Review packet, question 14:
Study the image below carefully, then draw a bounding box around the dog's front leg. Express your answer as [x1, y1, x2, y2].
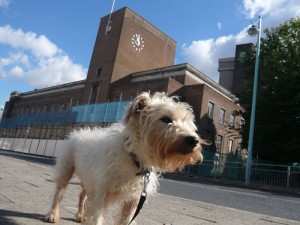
[114, 198, 139, 225]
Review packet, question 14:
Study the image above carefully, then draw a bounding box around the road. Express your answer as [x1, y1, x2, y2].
[159, 178, 300, 221]
[0, 150, 300, 225]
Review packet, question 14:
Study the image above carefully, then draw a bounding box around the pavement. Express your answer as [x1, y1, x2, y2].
[1, 150, 300, 225]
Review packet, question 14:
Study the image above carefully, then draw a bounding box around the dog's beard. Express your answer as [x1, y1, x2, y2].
[142, 126, 203, 172]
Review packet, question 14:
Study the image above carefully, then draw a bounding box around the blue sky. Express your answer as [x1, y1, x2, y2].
[0, 0, 299, 117]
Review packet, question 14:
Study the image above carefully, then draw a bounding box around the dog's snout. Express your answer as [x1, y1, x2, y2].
[185, 136, 198, 148]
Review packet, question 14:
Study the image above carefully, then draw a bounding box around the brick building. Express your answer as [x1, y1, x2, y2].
[1, 7, 244, 155]
[218, 43, 253, 95]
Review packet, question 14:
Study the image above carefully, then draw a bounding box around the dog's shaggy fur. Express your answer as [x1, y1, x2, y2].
[45, 92, 204, 225]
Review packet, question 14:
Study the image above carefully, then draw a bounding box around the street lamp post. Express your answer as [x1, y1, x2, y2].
[245, 16, 262, 185]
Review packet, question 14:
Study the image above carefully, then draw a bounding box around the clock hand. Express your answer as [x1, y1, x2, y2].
[135, 37, 140, 46]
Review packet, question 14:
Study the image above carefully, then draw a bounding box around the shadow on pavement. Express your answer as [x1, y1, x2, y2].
[0, 209, 44, 225]
[0, 150, 56, 166]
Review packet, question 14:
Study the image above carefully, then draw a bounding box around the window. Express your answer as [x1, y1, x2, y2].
[216, 135, 223, 152]
[219, 108, 226, 124]
[239, 118, 245, 129]
[96, 67, 102, 77]
[43, 104, 48, 111]
[230, 114, 236, 128]
[90, 84, 99, 104]
[69, 98, 73, 107]
[208, 101, 214, 119]
[236, 143, 242, 156]
[228, 139, 233, 154]
[114, 93, 123, 101]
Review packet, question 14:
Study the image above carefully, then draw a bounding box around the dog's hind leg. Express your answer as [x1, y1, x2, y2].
[114, 198, 139, 225]
[76, 184, 87, 223]
[45, 151, 75, 223]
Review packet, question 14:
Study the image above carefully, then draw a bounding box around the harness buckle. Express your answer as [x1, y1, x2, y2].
[143, 171, 150, 195]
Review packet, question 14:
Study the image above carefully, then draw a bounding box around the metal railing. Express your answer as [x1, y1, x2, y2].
[184, 161, 300, 191]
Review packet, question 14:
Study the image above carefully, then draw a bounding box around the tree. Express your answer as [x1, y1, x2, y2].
[240, 17, 300, 164]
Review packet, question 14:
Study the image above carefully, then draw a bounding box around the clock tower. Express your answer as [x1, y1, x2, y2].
[82, 7, 176, 104]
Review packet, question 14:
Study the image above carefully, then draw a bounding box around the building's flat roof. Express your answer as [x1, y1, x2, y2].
[218, 57, 235, 62]
[130, 63, 238, 102]
[14, 80, 86, 99]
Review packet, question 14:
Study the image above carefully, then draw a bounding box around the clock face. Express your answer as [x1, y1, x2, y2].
[131, 34, 144, 51]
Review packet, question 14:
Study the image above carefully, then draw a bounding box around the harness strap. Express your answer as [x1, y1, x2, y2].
[128, 170, 150, 225]
[128, 193, 147, 224]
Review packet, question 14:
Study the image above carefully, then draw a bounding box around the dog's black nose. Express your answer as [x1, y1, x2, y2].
[185, 136, 198, 148]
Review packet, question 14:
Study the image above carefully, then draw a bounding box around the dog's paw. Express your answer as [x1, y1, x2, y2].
[44, 212, 59, 223]
[75, 213, 86, 223]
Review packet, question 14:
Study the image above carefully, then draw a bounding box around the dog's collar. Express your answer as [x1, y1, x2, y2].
[129, 152, 152, 175]
[130, 152, 141, 169]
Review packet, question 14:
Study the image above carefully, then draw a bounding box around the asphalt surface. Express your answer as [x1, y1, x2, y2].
[159, 178, 300, 221]
[1, 150, 300, 225]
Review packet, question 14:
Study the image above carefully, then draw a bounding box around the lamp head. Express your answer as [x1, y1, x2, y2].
[247, 24, 259, 37]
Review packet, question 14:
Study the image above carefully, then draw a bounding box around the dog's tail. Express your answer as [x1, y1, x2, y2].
[54, 142, 75, 186]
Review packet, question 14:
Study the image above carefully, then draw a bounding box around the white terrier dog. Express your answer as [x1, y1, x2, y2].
[45, 92, 203, 225]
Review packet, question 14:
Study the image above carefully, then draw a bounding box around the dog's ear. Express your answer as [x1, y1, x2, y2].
[124, 93, 151, 123]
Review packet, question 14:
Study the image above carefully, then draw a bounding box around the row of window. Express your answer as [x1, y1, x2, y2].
[208, 101, 244, 128]
[89, 81, 145, 104]
[216, 134, 241, 154]
[89, 85, 131, 104]
[13, 98, 79, 115]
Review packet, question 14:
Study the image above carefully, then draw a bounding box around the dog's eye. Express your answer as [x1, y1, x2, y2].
[160, 116, 172, 124]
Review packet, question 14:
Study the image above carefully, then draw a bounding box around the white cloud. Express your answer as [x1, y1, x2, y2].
[9, 65, 24, 77]
[217, 22, 222, 30]
[0, 25, 59, 57]
[0, 25, 87, 87]
[0, 0, 11, 8]
[24, 55, 87, 87]
[0, 53, 29, 71]
[182, 35, 236, 82]
[181, 0, 300, 83]
[242, 0, 286, 19]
